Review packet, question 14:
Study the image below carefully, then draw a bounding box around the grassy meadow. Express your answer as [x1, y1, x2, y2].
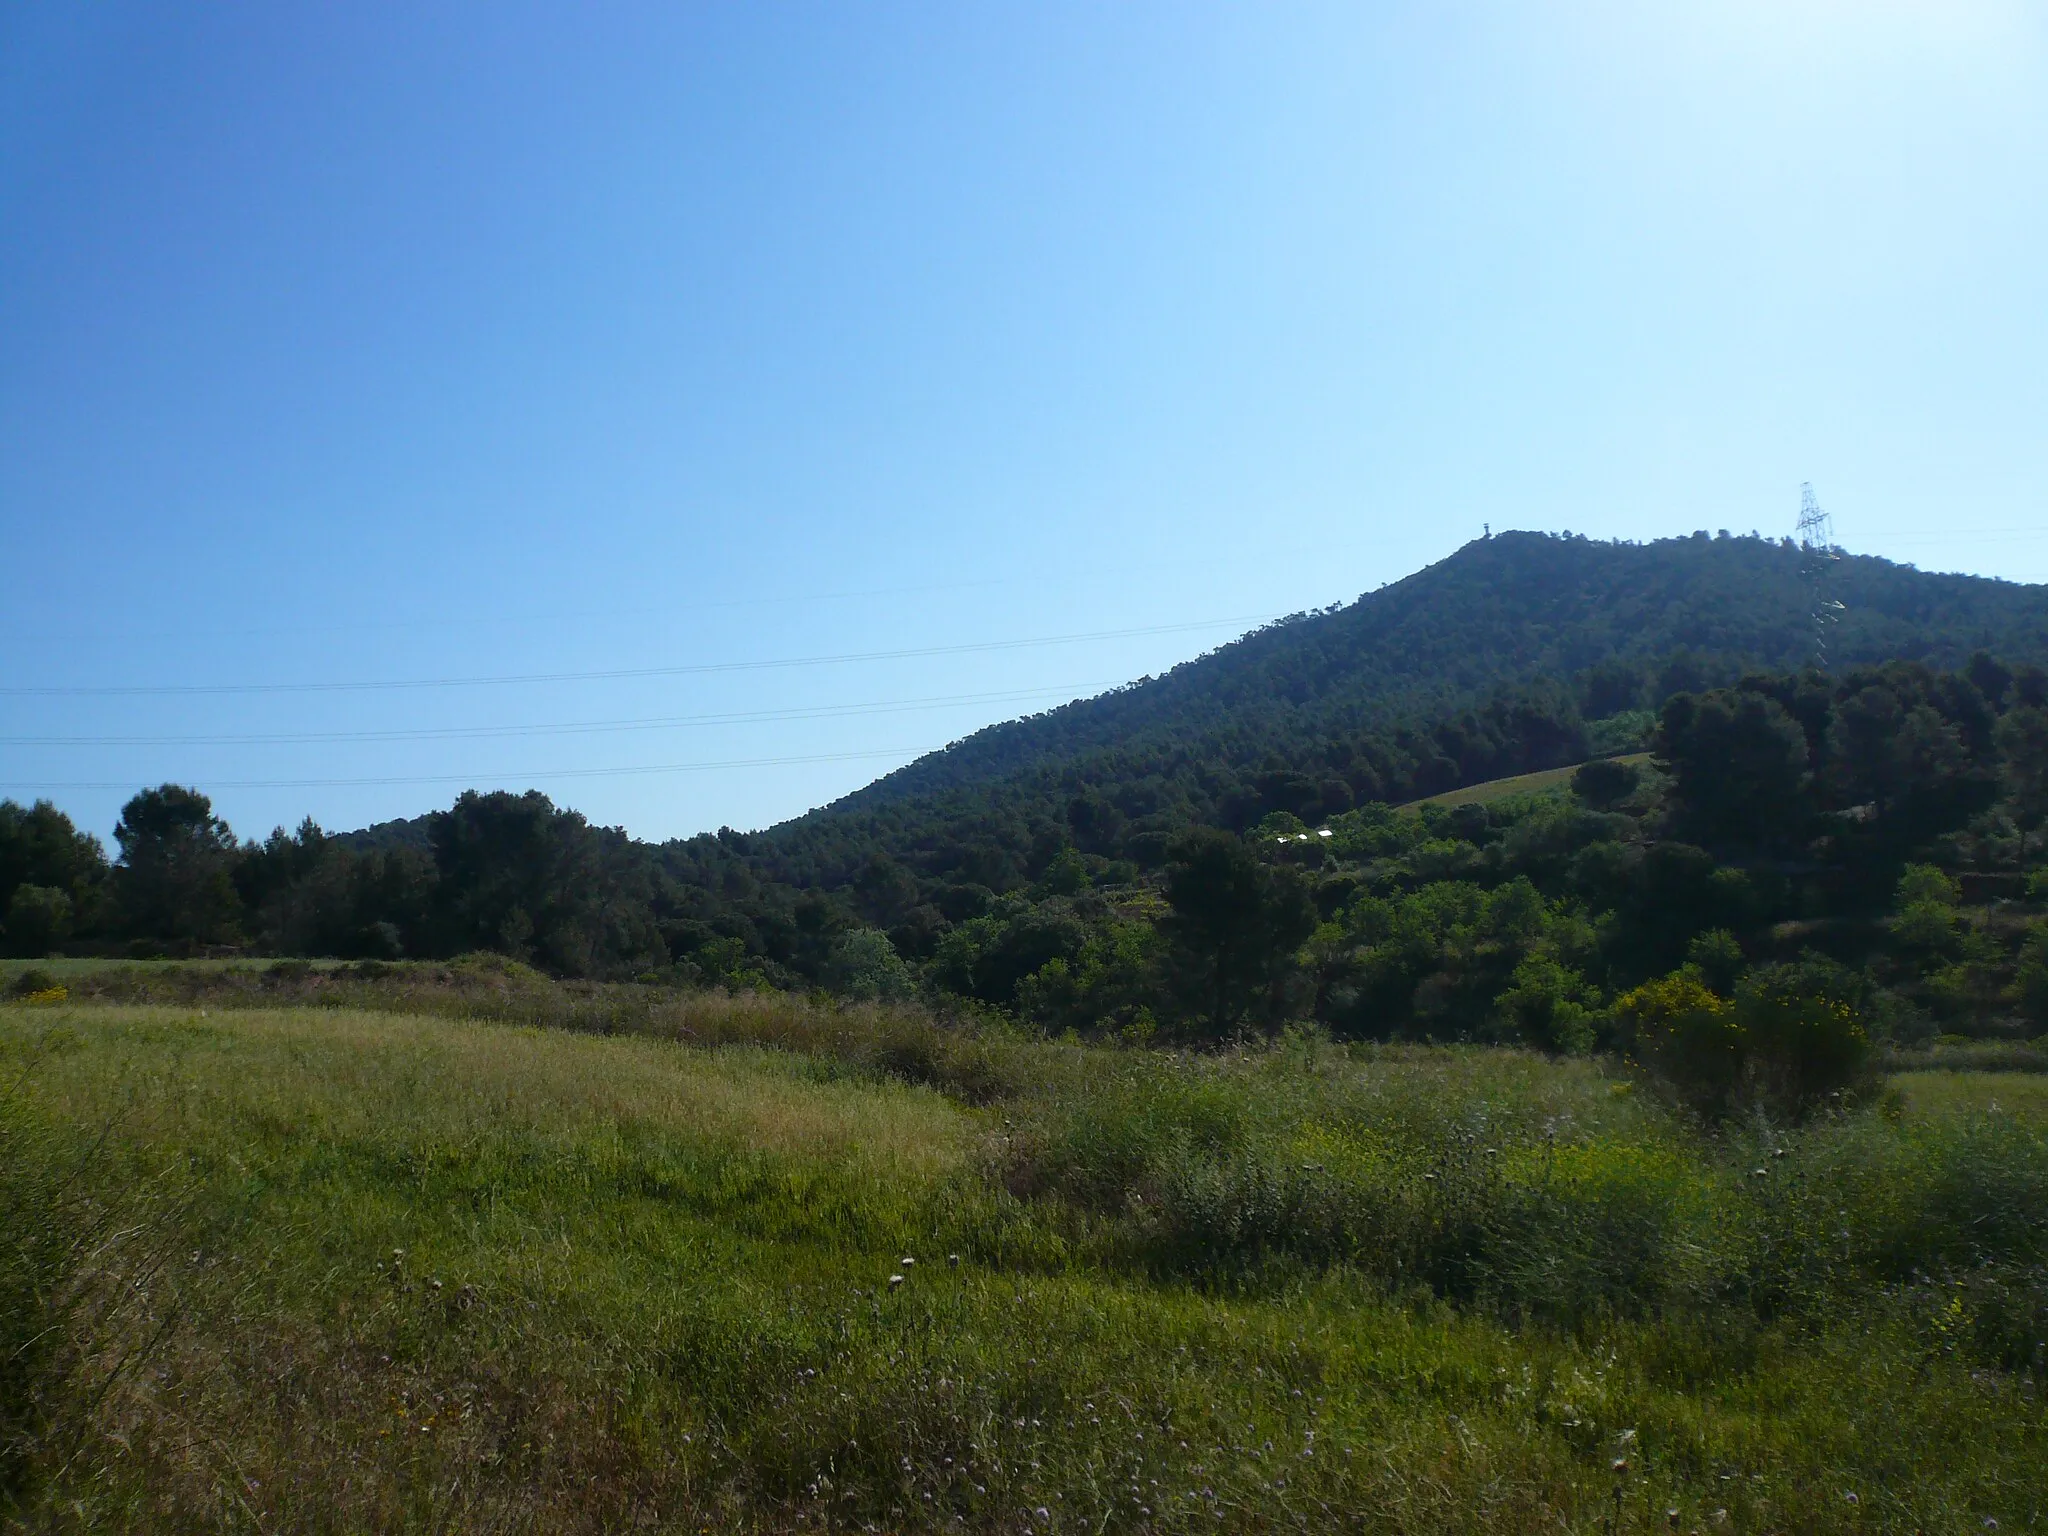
[3, 964, 2046, 1533]
[1397, 755, 1653, 811]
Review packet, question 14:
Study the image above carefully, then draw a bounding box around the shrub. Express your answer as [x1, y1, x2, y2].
[1619, 966, 1870, 1122]
[1493, 954, 1596, 1054]
[1571, 757, 1640, 810]
[6, 968, 59, 1000]
[1615, 974, 1745, 1119]
[1733, 966, 1872, 1118]
[1686, 928, 1746, 996]
[1890, 864, 1963, 957]
[826, 928, 916, 1003]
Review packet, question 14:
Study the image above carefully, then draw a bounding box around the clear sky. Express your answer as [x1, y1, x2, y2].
[4, 2, 2045, 846]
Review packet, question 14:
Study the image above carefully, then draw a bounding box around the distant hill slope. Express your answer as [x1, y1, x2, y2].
[838, 532, 2048, 808]
[692, 532, 2048, 891]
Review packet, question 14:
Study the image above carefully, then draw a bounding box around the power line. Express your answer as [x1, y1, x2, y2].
[0, 746, 938, 794]
[1857, 533, 2048, 547]
[0, 576, 1019, 646]
[0, 534, 1411, 647]
[0, 614, 1274, 699]
[0, 681, 1116, 749]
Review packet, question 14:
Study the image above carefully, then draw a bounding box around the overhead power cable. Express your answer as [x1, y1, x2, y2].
[0, 746, 938, 794]
[0, 682, 1116, 748]
[0, 615, 1274, 699]
[3, 576, 1019, 645]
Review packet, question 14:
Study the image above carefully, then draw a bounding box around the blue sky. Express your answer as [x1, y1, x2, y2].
[3, 2, 2045, 845]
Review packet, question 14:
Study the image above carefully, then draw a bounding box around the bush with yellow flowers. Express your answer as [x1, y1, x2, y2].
[1615, 964, 1869, 1122]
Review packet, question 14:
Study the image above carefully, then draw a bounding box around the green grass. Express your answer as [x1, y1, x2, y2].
[0, 955, 349, 982]
[1399, 755, 1652, 811]
[1893, 1069, 2048, 1119]
[2, 996, 2045, 1533]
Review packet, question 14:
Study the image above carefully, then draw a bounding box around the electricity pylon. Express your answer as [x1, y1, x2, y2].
[1795, 483, 1845, 671]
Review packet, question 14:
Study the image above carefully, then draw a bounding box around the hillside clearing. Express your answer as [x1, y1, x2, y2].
[1399, 753, 1653, 811]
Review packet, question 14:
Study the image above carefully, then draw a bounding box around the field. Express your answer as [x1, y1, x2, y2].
[4, 968, 2046, 1533]
[1398, 756, 1653, 812]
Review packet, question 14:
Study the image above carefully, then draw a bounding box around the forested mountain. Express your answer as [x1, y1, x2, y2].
[832, 529, 2048, 812]
[14, 529, 2048, 1063]
[684, 531, 2048, 894]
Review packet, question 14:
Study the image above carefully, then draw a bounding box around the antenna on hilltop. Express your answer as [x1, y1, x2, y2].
[1795, 482, 1845, 671]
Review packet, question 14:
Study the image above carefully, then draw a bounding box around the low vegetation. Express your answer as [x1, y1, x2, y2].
[3, 972, 2044, 1532]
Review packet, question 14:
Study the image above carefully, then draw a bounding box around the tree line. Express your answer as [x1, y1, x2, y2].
[12, 654, 2048, 1101]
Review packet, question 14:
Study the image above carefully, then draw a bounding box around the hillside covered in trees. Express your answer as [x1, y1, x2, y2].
[11, 531, 2048, 1075]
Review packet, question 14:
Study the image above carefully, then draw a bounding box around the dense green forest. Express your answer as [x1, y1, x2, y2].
[12, 532, 2048, 1087]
